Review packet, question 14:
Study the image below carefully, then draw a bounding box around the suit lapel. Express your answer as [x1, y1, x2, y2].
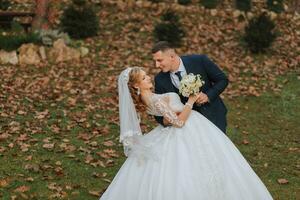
[181, 56, 194, 74]
[160, 57, 195, 93]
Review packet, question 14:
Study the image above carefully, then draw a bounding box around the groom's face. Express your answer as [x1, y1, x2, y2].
[152, 50, 174, 73]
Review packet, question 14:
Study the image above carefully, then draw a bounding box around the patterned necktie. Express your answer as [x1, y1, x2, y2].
[175, 71, 182, 81]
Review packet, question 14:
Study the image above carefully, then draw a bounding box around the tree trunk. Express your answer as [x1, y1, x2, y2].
[32, 0, 49, 30]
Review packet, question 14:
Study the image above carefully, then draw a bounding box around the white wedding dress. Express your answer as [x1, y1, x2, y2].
[100, 92, 273, 200]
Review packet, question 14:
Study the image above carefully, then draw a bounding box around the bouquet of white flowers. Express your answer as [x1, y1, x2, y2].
[179, 73, 205, 97]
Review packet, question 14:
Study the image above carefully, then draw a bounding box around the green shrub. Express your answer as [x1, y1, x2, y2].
[178, 0, 192, 5]
[244, 13, 276, 53]
[199, 0, 219, 9]
[267, 0, 284, 13]
[0, 0, 10, 10]
[154, 10, 185, 47]
[154, 23, 185, 47]
[9, 21, 24, 33]
[148, 0, 163, 3]
[161, 10, 180, 24]
[72, 0, 86, 6]
[61, 0, 99, 39]
[0, 33, 41, 51]
[235, 0, 252, 12]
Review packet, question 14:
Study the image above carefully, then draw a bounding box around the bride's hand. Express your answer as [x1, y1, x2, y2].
[188, 93, 201, 104]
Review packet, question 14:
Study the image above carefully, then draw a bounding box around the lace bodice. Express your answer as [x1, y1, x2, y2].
[147, 93, 185, 127]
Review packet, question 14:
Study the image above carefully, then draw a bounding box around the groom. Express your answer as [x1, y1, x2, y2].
[152, 41, 229, 133]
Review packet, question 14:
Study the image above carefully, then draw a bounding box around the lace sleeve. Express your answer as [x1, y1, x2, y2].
[154, 97, 184, 128]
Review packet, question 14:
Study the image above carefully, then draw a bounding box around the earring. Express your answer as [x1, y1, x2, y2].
[137, 87, 140, 95]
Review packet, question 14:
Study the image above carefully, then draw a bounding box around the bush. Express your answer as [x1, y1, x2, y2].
[61, 0, 99, 39]
[244, 13, 276, 53]
[11, 21, 25, 33]
[161, 10, 180, 24]
[154, 10, 185, 47]
[0, 33, 41, 51]
[0, 0, 10, 10]
[235, 0, 252, 12]
[178, 0, 192, 5]
[154, 23, 185, 47]
[199, 0, 219, 9]
[148, 0, 162, 3]
[267, 0, 284, 13]
[72, 0, 86, 6]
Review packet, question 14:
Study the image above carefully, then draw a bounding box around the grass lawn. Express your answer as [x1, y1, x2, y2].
[226, 73, 300, 200]
[0, 71, 299, 199]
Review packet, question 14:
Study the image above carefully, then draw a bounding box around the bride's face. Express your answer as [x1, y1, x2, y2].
[136, 70, 153, 91]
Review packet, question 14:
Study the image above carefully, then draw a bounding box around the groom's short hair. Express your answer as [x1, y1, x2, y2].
[151, 41, 174, 54]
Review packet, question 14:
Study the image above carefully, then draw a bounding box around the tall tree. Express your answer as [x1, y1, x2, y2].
[32, 0, 50, 30]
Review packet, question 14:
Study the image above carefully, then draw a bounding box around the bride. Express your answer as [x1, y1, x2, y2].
[99, 67, 273, 200]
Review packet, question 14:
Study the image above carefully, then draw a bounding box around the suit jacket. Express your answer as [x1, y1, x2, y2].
[154, 54, 228, 133]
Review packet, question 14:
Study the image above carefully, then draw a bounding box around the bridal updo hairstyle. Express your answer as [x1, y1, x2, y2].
[127, 67, 147, 113]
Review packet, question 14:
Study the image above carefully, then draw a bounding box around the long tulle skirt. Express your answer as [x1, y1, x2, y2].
[100, 111, 273, 200]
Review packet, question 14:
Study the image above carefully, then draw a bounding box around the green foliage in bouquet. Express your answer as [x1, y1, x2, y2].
[244, 13, 276, 53]
[0, 0, 11, 10]
[153, 10, 185, 47]
[0, 33, 41, 51]
[267, 0, 284, 13]
[178, 0, 192, 6]
[235, 0, 252, 12]
[199, 0, 219, 9]
[61, 0, 99, 39]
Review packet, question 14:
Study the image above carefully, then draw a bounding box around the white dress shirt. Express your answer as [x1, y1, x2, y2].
[170, 58, 186, 88]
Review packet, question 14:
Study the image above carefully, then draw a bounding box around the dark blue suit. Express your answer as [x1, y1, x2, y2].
[154, 54, 229, 133]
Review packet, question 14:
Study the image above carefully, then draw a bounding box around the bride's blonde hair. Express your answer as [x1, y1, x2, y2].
[127, 67, 147, 113]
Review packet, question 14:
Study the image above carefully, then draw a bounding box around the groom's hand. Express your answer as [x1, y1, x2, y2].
[196, 92, 209, 105]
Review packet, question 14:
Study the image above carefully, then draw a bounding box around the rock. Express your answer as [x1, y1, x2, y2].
[210, 9, 218, 16]
[269, 11, 277, 20]
[247, 12, 254, 20]
[79, 47, 89, 57]
[39, 46, 47, 60]
[136, 0, 151, 8]
[0, 50, 18, 65]
[233, 10, 241, 18]
[48, 39, 80, 63]
[18, 44, 41, 65]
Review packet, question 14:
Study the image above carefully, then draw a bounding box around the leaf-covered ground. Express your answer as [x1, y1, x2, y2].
[0, 0, 299, 199]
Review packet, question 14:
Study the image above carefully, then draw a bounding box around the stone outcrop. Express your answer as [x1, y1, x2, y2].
[18, 44, 41, 65]
[0, 50, 18, 65]
[48, 39, 81, 63]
